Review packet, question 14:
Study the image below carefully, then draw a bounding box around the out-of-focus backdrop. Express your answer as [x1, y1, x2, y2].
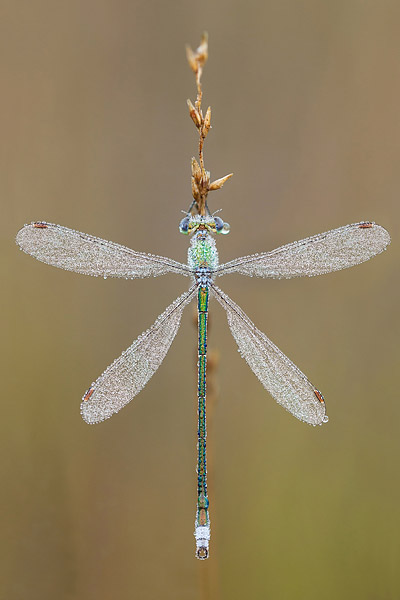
[2, 2, 399, 599]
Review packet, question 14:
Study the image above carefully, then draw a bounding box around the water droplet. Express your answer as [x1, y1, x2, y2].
[103, 276, 107, 280]
[323, 415, 329, 423]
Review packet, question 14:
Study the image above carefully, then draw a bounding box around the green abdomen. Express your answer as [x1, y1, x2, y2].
[196, 286, 210, 527]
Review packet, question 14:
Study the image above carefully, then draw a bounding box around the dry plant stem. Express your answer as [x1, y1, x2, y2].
[196, 70, 205, 172]
[187, 33, 232, 217]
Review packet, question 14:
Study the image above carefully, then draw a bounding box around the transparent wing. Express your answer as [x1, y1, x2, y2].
[211, 285, 327, 426]
[216, 222, 390, 279]
[16, 222, 190, 278]
[81, 286, 196, 424]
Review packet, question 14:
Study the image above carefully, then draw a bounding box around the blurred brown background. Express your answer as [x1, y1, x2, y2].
[1, 1, 399, 599]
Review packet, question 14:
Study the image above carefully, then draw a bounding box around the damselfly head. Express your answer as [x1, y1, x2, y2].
[179, 214, 230, 235]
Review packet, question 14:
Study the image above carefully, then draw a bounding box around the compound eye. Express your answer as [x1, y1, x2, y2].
[179, 216, 190, 234]
[214, 217, 230, 234]
[214, 216, 224, 231]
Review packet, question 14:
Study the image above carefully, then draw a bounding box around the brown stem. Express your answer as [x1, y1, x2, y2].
[187, 33, 233, 217]
[187, 34, 209, 216]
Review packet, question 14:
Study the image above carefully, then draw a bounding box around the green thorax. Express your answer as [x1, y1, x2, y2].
[188, 232, 219, 272]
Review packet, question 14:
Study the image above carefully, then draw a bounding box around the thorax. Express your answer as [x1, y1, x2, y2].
[188, 231, 219, 286]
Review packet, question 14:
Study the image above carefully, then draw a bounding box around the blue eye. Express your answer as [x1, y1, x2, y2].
[214, 217, 224, 231]
[179, 216, 190, 234]
[214, 217, 230, 234]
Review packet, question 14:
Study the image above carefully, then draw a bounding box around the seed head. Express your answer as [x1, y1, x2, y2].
[191, 157, 202, 183]
[209, 173, 234, 191]
[203, 107, 211, 137]
[187, 99, 202, 128]
[186, 32, 208, 73]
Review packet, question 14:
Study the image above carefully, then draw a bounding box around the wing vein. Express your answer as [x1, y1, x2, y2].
[81, 285, 196, 423]
[16, 222, 191, 278]
[216, 222, 390, 279]
[211, 284, 327, 425]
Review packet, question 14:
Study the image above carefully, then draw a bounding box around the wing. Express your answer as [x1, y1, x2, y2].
[211, 285, 327, 426]
[81, 286, 196, 424]
[16, 222, 190, 278]
[216, 222, 390, 279]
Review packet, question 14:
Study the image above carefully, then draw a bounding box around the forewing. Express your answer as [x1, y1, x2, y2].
[16, 222, 190, 278]
[217, 222, 390, 279]
[81, 287, 196, 424]
[212, 285, 327, 425]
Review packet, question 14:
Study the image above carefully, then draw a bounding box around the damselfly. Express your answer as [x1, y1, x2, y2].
[16, 216, 390, 558]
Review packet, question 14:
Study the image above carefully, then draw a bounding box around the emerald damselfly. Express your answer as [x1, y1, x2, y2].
[16, 215, 390, 559]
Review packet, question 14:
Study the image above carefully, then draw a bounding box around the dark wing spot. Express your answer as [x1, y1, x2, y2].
[314, 389, 325, 403]
[83, 388, 94, 402]
[358, 222, 373, 229]
[33, 222, 48, 229]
